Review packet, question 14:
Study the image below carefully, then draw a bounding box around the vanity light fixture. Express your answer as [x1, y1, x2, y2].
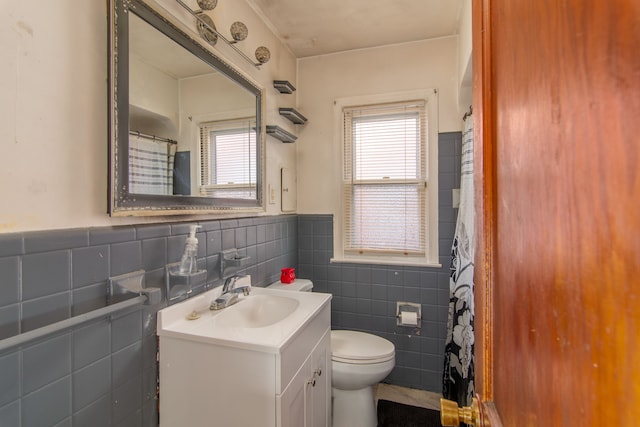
[196, 12, 217, 46]
[230, 21, 248, 42]
[174, 0, 267, 69]
[255, 46, 271, 64]
[196, 0, 217, 10]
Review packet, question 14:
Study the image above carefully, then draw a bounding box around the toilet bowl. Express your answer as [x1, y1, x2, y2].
[268, 279, 396, 427]
[330, 330, 395, 427]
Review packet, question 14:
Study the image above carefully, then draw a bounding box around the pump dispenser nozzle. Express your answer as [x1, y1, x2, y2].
[178, 225, 201, 275]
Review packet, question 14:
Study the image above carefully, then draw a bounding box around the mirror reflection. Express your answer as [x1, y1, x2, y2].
[109, 0, 263, 215]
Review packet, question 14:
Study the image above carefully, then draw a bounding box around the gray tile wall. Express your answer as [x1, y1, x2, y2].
[0, 215, 297, 426]
[297, 132, 462, 393]
[0, 131, 461, 423]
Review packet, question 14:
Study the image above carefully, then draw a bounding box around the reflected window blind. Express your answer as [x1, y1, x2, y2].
[343, 100, 427, 256]
[199, 118, 256, 198]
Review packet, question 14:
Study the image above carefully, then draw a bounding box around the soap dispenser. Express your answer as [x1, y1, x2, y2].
[178, 225, 201, 275]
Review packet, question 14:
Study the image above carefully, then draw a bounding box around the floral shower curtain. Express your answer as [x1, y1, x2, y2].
[443, 112, 475, 407]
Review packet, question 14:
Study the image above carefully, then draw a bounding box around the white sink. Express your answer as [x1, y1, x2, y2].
[216, 294, 300, 328]
[157, 281, 332, 426]
[157, 283, 331, 353]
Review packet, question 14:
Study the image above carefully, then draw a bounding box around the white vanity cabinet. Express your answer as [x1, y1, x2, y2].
[278, 329, 330, 427]
[157, 287, 331, 427]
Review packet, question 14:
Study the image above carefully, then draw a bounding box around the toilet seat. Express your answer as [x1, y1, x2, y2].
[331, 330, 395, 364]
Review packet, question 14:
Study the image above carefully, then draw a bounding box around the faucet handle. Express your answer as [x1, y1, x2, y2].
[222, 275, 239, 293]
[222, 274, 251, 293]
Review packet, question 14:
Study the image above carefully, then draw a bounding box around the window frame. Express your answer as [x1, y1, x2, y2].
[198, 118, 257, 199]
[333, 90, 440, 267]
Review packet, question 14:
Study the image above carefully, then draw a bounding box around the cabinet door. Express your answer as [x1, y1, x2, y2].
[278, 329, 330, 427]
[309, 331, 330, 427]
[278, 358, 312, 427]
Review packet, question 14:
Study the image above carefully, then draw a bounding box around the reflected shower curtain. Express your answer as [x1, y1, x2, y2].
[129, 133, 177, 195]
[443, 114, 475, 407]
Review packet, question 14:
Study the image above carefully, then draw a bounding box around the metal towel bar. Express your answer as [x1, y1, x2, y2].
[0, 295, 148, 355]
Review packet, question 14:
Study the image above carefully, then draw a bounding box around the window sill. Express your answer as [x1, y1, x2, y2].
[330, 257, 442, 269]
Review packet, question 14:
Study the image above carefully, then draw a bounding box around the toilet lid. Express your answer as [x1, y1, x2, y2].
[267, 278, 313, 292]
[331, 330, 395, 364]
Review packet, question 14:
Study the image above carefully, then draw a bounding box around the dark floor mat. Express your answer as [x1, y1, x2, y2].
[377, 399, 442, 427]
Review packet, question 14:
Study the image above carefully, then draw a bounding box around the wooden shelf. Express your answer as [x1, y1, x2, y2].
[266, 125, 297, 143]
[273, 80, 296, 94]
[279, 108, 308, 125]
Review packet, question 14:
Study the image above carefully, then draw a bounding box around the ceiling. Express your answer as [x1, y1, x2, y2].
[247, 0, 464, 58]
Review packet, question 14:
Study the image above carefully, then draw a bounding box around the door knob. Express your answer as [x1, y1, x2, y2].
[440, 397, 482, 426]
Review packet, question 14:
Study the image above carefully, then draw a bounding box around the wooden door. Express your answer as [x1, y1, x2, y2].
[472, 0, 640, 426]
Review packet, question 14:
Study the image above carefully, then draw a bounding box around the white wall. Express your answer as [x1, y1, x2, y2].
[458, 0, 473, 110]
[0, 0, 297, 233]
[129, 55, 180, 130]
[0, 0, 464, 233]
[296, 36, 461, 214]
[0, 2, 107, 233]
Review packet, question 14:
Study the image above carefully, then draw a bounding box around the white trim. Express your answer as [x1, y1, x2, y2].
[333, 89, 439, 267]
[330, 257, 442, 269]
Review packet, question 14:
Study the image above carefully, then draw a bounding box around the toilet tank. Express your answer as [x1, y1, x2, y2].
[268, 278, 313, 292]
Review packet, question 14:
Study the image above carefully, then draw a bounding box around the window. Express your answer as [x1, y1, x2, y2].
[199, 118, 256, 199]
[336, 91, 439, 266]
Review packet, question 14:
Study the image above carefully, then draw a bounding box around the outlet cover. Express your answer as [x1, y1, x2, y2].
[452, 188, 460, 208]
[268, 184, 276, 204]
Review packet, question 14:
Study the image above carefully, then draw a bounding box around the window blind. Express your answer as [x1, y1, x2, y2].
[199, 118, 256, 199]
[343, 100, 427, 256]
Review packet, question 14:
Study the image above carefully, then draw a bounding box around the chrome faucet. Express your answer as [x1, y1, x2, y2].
[210, 275, 251, 310]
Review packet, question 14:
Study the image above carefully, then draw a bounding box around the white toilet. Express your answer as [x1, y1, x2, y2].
[268, 279, 396, 427]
